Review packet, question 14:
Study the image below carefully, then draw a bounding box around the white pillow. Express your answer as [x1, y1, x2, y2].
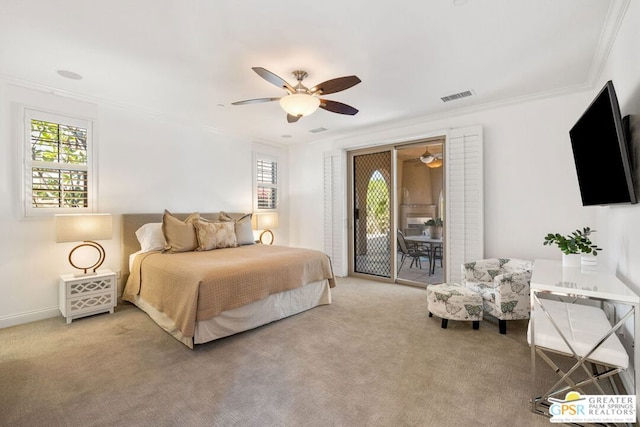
[135, 223, 166, 253]
[234, 214, 255, 245]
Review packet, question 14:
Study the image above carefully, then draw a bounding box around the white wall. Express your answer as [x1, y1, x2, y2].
[0, 80, 287, 328]
[592, 1, 640, 387]
[595, 0, 640, 294]
[288, 142, 328, 250]
[290, 91, 597, 267]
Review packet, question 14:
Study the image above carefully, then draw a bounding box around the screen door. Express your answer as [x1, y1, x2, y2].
[351, 150, 392, 278]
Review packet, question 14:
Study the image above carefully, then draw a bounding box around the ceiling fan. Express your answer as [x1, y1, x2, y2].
[232, 67, 361, 123]
[419, 147, 443, 168]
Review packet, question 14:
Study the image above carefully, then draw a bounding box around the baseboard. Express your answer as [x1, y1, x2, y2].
[0, 306, 59, 329]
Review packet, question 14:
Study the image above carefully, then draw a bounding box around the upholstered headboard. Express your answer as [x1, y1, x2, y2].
[120, 212, 246, 283]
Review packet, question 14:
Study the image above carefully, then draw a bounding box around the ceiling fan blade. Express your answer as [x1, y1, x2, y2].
[287, 114, 302, 123]
[310, 76, 361, 95]
[231, 97, 280, 106]
[319, 99, 359, 115]
[252, 67, 296, 93]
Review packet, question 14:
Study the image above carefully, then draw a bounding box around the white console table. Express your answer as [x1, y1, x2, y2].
[529, 259, 639, 419]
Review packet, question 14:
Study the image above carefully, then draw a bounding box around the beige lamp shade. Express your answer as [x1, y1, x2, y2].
[251, 212, 279, 245]
[55, 214, 112, 274]
[251, 212, 279, 230]
[55, 214, 113, 242]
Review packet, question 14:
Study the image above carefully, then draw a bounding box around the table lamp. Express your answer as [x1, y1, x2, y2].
[252, 212, 279, 245]
[55, 213, 112, 275]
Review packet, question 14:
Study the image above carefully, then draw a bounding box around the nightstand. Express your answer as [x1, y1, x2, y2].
[59, 269, 117, 324]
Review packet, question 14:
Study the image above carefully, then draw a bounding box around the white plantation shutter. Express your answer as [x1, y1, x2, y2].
[24, 109, 94, 217]
[324, 150, 346, 276]
[445, 126, 484, 282]
[255, 157, 278, 210]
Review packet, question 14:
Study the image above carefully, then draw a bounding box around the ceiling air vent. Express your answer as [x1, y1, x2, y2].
[440, 90, 474, 103]
[309, 127, 328, 134]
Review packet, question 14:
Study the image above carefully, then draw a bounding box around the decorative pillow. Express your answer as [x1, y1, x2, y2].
[135, 223, 166, 253]
[194, 221, 238, 251]
[162, 210, 200, 253]
[219, 212, 255, 245]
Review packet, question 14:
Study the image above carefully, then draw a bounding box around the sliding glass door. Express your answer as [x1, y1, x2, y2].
[396, 143, 445, 286]
[348, 140, 446, 286]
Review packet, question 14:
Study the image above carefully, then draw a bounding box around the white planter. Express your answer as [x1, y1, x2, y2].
[581, 254, 598, 272]
[425, 226, 442, 239]
[562, 253, 581, 268]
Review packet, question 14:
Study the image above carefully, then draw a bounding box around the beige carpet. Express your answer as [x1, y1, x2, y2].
[0, 277, 552, 426]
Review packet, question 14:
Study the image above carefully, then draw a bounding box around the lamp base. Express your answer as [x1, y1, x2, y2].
[68, 241, 106, 274]
[259, 229, 274, 245]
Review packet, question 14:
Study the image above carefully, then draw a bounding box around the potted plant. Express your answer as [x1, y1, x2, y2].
[543, 227, 602, 268]
[424, 218, 443, 239]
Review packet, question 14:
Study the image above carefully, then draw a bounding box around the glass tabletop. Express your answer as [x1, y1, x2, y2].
[531, 259, 639, 304]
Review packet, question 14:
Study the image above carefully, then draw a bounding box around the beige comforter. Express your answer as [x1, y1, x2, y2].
[123, 245, 335, 338]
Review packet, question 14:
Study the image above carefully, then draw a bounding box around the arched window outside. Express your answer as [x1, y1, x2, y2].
[366, 170, 390, 236]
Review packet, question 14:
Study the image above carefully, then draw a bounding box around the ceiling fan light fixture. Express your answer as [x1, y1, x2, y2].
[420, 148, 435, 164]
[420, 154, 435, 164]
[279, 93, 320, 117]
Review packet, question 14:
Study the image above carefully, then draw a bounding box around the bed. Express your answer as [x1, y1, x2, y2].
[121, 212, 335, 348]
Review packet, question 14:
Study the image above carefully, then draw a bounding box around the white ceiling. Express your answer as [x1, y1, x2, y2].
[0, 0, 629, 145]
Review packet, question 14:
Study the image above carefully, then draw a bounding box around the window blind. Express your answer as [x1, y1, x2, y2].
[445, 126, 484, 282]
[256, 158, 278, 210]
[28, 116, 90, 210]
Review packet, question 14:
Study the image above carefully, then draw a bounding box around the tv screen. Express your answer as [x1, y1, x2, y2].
[569, 80, 637, 206]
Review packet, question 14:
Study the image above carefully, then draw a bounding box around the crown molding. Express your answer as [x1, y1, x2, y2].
[314, 80, 595, 149]
[586, 0, 631, 85]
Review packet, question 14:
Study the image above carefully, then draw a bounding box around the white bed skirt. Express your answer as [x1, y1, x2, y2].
[127, 279, 332, 348]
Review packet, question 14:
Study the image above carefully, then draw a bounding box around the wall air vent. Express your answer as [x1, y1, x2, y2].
[440, 90, 474, 103]
[309, 127, 328, 134]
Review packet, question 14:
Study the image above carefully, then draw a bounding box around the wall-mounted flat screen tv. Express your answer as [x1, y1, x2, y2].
[569, 80, 637, 206]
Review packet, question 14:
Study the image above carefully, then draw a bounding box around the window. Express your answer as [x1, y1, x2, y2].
[255, 156, 278, 210]
[23, 109, 94, 216]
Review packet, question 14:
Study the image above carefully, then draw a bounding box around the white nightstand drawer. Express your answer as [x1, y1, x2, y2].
[64, 275, 115, 299]
[65, 292, 115, 316]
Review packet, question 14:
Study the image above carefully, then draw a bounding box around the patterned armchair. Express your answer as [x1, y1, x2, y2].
[461, 258, 534, 334]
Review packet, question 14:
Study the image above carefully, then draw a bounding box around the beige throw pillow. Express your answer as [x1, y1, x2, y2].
[162, 210, 200, 253]
[194, 221, 238, 251]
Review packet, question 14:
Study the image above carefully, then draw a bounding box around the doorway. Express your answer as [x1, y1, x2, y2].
[396, 142, 445, 286]
[348, 138, 446, 287]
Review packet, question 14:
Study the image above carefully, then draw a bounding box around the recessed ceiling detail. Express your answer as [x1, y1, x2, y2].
[309, 127, 328, 134]
[440, 90, 473, 103]
[56, 70, 83, 80]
